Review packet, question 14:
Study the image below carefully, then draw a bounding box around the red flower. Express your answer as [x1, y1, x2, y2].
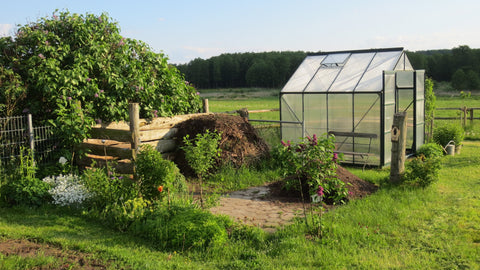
[158, 185, 163, 192]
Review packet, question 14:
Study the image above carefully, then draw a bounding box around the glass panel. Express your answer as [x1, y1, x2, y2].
[304, 67, 341, 92]
[416, 71, 425, 100]
[328, 94, 352, 132]
[353, 94, 381, 165]
[282, 55, 325, 92]
[397, 89, 414, 149]
[404, 55, 414, 70]
[322, 53, 350, 65]
[330, 53, 375, 92]
[356, 51, 402, 92]
[383, 71, 396, 165]
[394, 53, 405, 70]
[281, 94, 303, 142]
[416, 124, 424, 151]
[304, 94, 327, 138]
[396, 71, 414, 88]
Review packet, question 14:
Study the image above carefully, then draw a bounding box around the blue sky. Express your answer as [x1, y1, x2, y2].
[1, 0, 479, 64]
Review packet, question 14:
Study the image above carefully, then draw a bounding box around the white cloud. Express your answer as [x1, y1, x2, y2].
[0, 24, 13, 37]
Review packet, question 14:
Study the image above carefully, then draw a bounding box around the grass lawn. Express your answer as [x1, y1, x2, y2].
[1, 89, 479, 269]
[1, 141, 479, 269]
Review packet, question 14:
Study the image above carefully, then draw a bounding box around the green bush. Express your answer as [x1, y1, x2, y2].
[433, 124, 465, 147]
[0, 149, 50, 206]
[135, 145, 186, 201]
[133, 203, 232, 251]
[82, 165, 138, 211]
[402, 155, 442, 188]
[417, 143, 444, 159]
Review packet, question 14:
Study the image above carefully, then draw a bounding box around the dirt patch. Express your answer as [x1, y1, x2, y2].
[266, 165, 377, 203]
[0, 239, 107, 269]
[175, 114, 269, 176]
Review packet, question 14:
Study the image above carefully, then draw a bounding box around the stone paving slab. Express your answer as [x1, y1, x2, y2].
[209, 186, 308, 232]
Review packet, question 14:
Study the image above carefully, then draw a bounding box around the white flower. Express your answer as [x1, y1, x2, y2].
[42, 174, 91, 206]
[58, 156, 68, 165]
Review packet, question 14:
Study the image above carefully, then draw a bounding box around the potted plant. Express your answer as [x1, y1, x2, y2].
[433, 124, 465, 154]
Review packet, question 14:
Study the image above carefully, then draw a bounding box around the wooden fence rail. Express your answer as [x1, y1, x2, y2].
[435, 107, 480, 126]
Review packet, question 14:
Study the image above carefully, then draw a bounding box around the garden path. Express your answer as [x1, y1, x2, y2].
[209, 185, 307, 233]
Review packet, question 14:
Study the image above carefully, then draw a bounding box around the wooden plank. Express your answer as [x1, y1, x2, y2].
[334, 151, 375, 157]
[140, 128, 178, 142]
[141, 139, 177, 154]
[90, 128, 131, 142]
[328, 131, 378, 139]
[80, 139, 132, 159]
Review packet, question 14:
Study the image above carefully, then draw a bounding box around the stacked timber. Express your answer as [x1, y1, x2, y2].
[78, 113, 211, 174]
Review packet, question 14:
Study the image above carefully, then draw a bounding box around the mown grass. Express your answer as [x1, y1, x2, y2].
[1, 142, 479, 269]
[1, 89, 479, 269]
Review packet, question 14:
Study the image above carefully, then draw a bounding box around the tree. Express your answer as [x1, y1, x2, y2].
[0, 10, 202, 122]
[451, 69, 468, 90]
[0, 10, 202, 157]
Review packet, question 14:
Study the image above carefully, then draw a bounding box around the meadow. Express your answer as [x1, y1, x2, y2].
[0, 88, 479, 269]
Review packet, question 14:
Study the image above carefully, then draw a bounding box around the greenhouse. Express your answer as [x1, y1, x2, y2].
[280, 48, 425, 167]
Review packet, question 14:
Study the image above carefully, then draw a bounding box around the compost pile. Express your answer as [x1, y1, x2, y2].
[175, 114, 269, 176]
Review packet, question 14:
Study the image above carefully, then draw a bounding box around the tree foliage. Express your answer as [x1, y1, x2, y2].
[0, 10, 202, 121]
[179, 46, 480, 91]
[177, 51, 306, 89]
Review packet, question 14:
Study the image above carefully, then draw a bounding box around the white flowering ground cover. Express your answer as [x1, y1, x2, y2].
[42, 174, 91, 206]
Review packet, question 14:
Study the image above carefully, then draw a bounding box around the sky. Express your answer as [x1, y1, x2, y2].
[1, 0, 480, 64]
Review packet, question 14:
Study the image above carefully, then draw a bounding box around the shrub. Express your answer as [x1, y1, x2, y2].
[106, 197, 152, 231]
[133, 203, 232, 251]
[433, 124, 465, 147]
[402, 155, 442, 188]
[135, 145, 186, 201]
[81, 166, 138, 211]
[273, 134, 348, 205]
[181, 129, 222, 179]
[416, 143, 444, 159]
[0, 148, 50, 206]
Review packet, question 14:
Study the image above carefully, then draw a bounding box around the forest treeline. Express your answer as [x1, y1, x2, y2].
[176, 45, 480, 90]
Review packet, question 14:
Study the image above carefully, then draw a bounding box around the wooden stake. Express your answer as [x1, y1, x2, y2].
[390, 111, 407, 184]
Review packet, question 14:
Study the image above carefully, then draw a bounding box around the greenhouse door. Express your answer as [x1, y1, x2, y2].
[395, 71, 425, 152]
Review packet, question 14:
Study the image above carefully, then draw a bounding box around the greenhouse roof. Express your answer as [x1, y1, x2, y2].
[282, 47, 413, 93]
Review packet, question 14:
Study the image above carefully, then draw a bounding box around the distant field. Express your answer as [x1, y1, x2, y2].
[201, 88, 480, 140]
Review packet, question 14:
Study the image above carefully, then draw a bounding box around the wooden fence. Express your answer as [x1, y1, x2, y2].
[78, 103, 211, 174]
[435, 107, 480, 126]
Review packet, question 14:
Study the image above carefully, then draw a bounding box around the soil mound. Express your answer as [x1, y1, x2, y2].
[267, 165, 377, 203]
[175, 114, 269, 176]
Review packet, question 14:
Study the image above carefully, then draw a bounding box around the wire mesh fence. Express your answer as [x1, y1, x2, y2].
[0, 115, 58, 165]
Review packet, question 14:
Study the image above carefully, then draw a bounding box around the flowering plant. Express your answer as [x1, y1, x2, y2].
[43, 174, 91, 207]
[274, 134, 349, 204]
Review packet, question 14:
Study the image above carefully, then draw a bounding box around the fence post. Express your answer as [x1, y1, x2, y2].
[390, 111, 407, 184]
[129, 103, 140, 164]
[203, 99, 209, 113]
[27, 114, 35, 152]
[470, 108, 474, 126]
[462, 106, 467, 127]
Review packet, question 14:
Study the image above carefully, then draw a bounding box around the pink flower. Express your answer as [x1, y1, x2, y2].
[67, 96, 72, 101]
[317, 186, 324, 197]
[86, 78, 92, 82]
[100, 89, 104, 93]
[94, 93, 99, 98]
[333, 152, 338, 163]
[38, 53, 45, 59]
